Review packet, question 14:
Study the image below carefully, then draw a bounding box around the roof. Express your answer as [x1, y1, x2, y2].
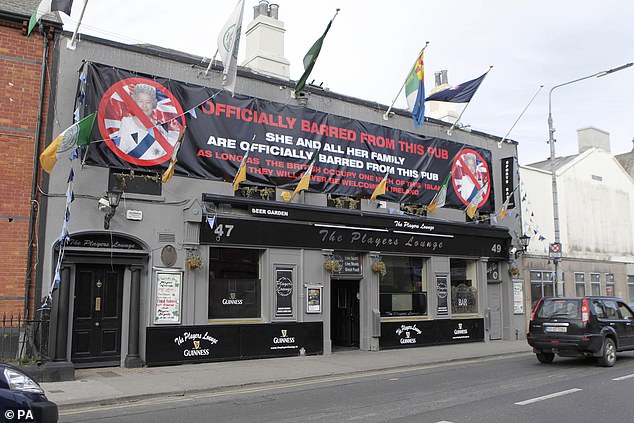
[615, 149, 634, 178]
[526, 154, 577, 171]
[0, 0, 63, 26]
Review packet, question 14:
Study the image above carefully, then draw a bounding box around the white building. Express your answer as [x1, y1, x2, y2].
[520, 127, 634, 314]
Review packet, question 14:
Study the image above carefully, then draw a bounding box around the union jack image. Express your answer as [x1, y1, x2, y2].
[99, 78, 184, 166]
[452, 149, 490, 205]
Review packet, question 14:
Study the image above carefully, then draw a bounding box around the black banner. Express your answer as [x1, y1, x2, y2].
[146, 322, 323, 366]
[380, 318, 484, 349]
[202, 217, 509, 259]
[500, 157, 516, 209]
[81, 62, 494, 210]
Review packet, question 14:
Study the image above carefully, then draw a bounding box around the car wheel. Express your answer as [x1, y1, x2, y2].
[536, 352, 555, 364]
[598, 338, 616, 367]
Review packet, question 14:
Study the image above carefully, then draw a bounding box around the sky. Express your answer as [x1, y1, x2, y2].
[60, 0, 634, 165]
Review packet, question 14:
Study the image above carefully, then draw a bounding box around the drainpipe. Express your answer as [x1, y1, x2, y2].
[24, 28, 51, 319]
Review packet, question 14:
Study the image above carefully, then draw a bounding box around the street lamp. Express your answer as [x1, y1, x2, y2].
[547, 62, 633, 296]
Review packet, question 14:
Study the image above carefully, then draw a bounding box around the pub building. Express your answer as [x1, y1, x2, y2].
[39, 4, 524, 373]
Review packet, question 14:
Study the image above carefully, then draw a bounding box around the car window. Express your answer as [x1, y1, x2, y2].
[537, 299, 580, 319]
[618, 303, 633, 320]
[592, 300, 606, 318]
[602, 300, 619, 319]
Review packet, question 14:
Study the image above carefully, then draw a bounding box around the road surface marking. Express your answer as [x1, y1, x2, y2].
[612, 374, 634, 381]
[515, 388, 582, 405]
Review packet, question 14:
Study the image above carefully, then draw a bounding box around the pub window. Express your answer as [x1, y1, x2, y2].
[450, 258, 478, 314]
[575, 272, 585, 297]
[530, 270, 555, 310]
[605, 273, 615, 296]
[379, 256, 427, 317]
[590, 273, 601, 296]
[628, 275, 634, 302]
[208, 248, 262, 319]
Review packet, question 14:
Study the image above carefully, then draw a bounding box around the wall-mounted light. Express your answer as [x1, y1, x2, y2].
[103, 186, 123, 230]
[514, 234, 531, 258]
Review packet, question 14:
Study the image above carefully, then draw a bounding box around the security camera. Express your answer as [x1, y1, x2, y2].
[98, 197, 110, 211]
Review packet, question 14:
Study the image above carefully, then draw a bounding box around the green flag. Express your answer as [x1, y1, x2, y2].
[294, 10, 339, 98]
[28, 0, 74, 37]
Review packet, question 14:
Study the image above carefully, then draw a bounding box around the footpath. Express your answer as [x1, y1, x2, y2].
[40, 340, 532, 409]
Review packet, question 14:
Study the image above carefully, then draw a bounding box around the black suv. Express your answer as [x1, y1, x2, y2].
[527, 296, 634, 367]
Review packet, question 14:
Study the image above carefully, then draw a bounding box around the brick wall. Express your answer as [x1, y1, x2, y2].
[0, 18, 52, 319]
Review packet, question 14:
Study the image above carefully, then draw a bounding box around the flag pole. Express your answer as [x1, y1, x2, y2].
[66, 0, 89, 50]
[447, 66, 493, 136]
[205, 49, 219, 76]
[383, 42, 429, 121]
[497, 84, 543, 147]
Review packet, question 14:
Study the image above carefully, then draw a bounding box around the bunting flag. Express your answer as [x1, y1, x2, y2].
[290, 161, 315, 200]
[47, 167, 75, 299]
[407, 52, 425, 127]
[161, 129, 186, 183]
[425, 71, 488, 103]
[40, 113, 96, 174]
[28, 0, 74, 36]
[370, 173, 389, 202]
[427, 174, 450, 213]
[217, 0, 245, 95]
[294, 10, 339, 98]
[466, 182, 489, 219]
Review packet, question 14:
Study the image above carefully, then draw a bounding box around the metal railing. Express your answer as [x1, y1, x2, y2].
[0, 310, 50, 365]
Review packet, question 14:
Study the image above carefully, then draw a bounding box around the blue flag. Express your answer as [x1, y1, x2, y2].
[425, 71, 487, 103]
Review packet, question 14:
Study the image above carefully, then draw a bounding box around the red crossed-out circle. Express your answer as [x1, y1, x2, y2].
[451, 148, 491, 207]
[98, 78, 185, 166]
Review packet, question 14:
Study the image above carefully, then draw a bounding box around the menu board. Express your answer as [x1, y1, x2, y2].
[154, 272, 182, 324]
[330, 253, 362, 276]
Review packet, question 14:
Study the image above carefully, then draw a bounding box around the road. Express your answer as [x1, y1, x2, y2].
[58, 352, 634, 423]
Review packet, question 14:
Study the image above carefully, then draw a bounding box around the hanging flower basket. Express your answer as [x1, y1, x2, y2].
[185, 255, 204, 270]
[509, 266, 520, 277]
[371, 260, 387, 276]
[324, 259, 342, 273]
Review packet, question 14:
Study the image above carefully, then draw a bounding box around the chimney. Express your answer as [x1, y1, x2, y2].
[577, 127, 611, 154]
[427, 69, 458, 124]
[243, 1, 290, 80]
[434, 70, 448, 87]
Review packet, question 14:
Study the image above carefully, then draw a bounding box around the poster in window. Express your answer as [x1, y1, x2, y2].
[275, 267, 294, 317]
[436, 275, 449, 315]
[306, 285, 322, 314]
[513, 281, 524, 314]
[154, 271, 182, 324]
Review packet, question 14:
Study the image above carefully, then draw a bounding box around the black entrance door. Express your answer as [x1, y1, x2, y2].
[331, 281, 360, 348]
[72, 264, 124, 366]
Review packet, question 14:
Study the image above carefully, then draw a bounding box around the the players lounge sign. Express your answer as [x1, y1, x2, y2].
[82, 62, 493, 209]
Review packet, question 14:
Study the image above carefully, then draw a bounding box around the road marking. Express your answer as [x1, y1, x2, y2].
[515, 388, 582, 405]
[435, 421, 454, 423]
[612, 374, 634, 381]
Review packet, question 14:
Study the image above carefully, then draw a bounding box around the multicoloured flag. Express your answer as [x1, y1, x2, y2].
[232, 148, 250, 190]
[370, 173, 389, 202]
[498, 187, 517, 219]
[290, 161, 315, 200]
[28, 0, 74, 36]
[40, 113, 95, 174]
[466, 182, 489, 219]
[161, 129, 186, 183]
[427, 174, 450, 213]
[425, 71, 488, 103]
[217, 0, 245, 95]
[406, 52, 425, 127]
[294, 10, 339, 98]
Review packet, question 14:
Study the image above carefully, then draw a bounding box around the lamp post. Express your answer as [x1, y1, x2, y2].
[547, 62, 632, 296]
